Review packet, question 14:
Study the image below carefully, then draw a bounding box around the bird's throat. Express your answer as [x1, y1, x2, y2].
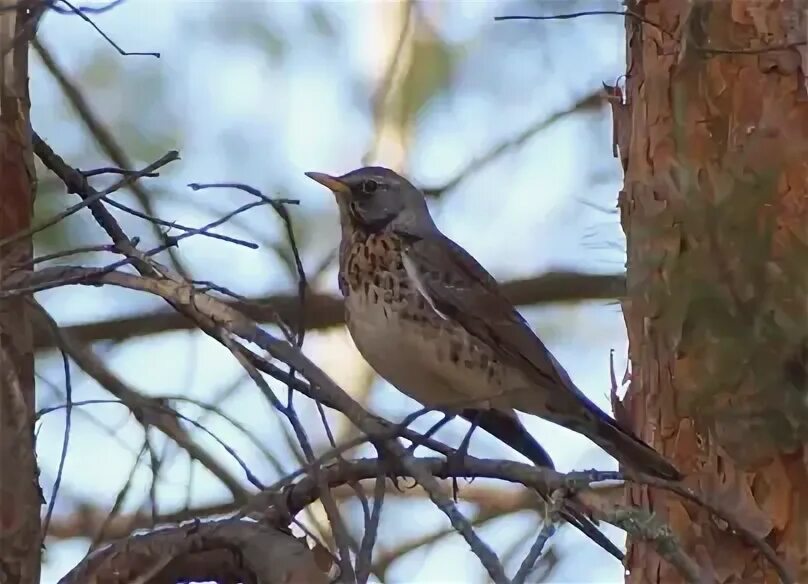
[348, 204, 397, 234]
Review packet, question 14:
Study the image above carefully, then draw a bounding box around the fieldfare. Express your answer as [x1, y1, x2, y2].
[306, 166, 681, 558]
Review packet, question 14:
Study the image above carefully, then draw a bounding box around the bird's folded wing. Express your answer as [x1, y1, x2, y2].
[397, 230, 579, 394]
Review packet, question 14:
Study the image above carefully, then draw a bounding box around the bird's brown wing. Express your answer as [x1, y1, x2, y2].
[399, 230, 628, 559]
[398, 228, 683, 482]
[398, 229, 582, 399]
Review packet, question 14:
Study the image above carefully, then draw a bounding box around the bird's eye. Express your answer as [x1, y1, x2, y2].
[361, 179, 379, 195]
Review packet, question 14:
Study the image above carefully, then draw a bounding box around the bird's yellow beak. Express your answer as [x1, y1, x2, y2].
[305, 172, 351, 197]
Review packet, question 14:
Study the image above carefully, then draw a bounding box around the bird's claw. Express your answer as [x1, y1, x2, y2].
[445, 450, 473, 502]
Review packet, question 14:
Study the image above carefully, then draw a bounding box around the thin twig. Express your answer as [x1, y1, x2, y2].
[16, 264, 511, 583]
[0, 146, 179, 249]
[187, 182, 305, 342]
[194, 183, 311, 458]
[143, 432, 160, 525]
[34, 38, 192, 278]
[37, 397, 265, 491]
[33, 271, 626, 349]
[423, 91, 602, 198]
[29, 242, 131, 266]
[103, 198, 259, 249]
[81, 167, 159, 178]
[164, 395, 285, 476]
[90, 441, 148, 550]
[35, 304, 74, 540]
[495, 10, 673, 37]
[54, 0, 160, 57]
[355, 467, 386, 584]
[495, 11, 806, 55]
[188, 183, 334, 558]
[219, 332, 357, 582]
[2, 200, 271, 299]
[49, 0, 125, 14]
[512, 491, 562, 584]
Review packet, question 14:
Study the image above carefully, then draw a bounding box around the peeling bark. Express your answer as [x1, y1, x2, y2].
[617, 1, 808, 582]
[0, 2, 42, 583]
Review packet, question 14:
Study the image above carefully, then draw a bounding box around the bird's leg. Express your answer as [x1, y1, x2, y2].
[406, 412, 455, 456]
[447, 410, 482, 501]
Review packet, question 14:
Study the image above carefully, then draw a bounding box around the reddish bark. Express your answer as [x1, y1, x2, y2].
[0, 2, 42, 582]
[616, 1, 808, 582]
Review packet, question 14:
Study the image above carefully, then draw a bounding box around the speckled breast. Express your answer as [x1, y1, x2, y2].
[338, 230, 510, 409]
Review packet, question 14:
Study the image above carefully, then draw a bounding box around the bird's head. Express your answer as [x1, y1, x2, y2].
[305, 166, 434, 234]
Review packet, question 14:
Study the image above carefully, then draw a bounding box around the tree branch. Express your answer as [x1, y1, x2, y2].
[32, 271, 626, 349]
[31, 311, 253, 502]
[57, 519, 328, 584]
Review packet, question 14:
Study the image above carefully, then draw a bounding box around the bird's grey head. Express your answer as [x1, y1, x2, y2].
[305, 166, 434, 234]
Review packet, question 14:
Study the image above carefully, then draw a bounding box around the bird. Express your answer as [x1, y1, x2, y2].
[306, 166, 681, 556]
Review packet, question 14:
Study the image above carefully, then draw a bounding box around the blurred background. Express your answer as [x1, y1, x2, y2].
[32, 1, 630, 581]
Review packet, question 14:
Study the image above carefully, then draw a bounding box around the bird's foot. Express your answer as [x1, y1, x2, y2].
[444, 413, 481, 500]
[445, 444, 476, 501]
[380, 443, 417, 492]
[445, 450, 469, 502]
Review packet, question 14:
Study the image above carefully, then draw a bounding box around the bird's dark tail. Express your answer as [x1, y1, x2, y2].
[575, 401, 682, 481]
[464, 408, 554, 469]
[464, 408, 626, 562]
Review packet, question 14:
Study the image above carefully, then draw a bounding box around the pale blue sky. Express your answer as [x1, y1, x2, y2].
[33, 1, 630, 582]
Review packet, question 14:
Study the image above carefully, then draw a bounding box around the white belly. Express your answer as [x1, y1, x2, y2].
[345, 291, 515, 411]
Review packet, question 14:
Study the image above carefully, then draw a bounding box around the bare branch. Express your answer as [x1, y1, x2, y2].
[512, 491, 561, 584]
[57, 519, 328, 584]
[102, 197, 260, 249]
[187, 181, 306, 342]
[219, 332, 356, 581]
[46, 479, 527, 544]
[48, 0, 124, 14]
[89, 440, 149, 550]
[28, 241, 134, 266]
[14, 264, 510, 583]
[355, 466, 386, 584]
[33, 271, 626, 349]
[80, 166, 159, 178]
[423, 90, 604, 198]
[52, 0, 160, 57]
[33, 38, 193, 276]
[32, 302, 74, 540]
[30, 316, 254, 502]
[0, 138, 178, 249]
[495, 11, 806, 55]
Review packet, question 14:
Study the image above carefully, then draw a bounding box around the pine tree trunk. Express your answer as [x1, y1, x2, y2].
[0, 2, 42, 582]
[616, 1, 808, 582]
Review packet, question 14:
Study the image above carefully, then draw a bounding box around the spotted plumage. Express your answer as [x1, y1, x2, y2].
[306, 165, 683, 562]
[339, 228, 508, 409]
